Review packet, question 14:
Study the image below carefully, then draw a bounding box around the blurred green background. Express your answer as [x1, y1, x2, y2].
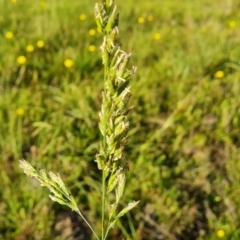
[1, 0, 240, 239]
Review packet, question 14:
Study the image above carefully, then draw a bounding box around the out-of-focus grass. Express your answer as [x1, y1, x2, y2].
[1, 0, 240, 239]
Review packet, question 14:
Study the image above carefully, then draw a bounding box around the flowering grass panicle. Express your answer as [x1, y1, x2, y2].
[94, 0, 139, 237]
[19, 0, 138, 239]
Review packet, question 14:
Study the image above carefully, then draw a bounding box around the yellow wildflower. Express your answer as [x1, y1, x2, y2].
[217, 229, 225, 238]
[10, 0, 17, 2]
[16, 108, 25, 116]
[5, 31, 13, 39]
[64, 59, 74, 68]
[201, 28, 207, 33]
[17, 56, 27, 65]
[229, 20, 236, 28]
[88, 45, 96, 52]
[36, 40, 44, 48]
[153, 33, 161, 40]
[97, 27, 102, 33]
[79, 14, 87, 21]
[40, 0, 46, 8]
[138, 17, 145, 24]
[214, 71, 224, 79]
[147, 15, 153, 22]
[26, 45, 34, 52]
[89, 29, 96, 36]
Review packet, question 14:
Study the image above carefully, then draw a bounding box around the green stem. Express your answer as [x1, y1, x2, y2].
[102, 170, 106, 240]
[17, 116, 23, 157]
[75, 209, 100, 240]
[102, 55, 108, 240]
[104, 225, 111, 240]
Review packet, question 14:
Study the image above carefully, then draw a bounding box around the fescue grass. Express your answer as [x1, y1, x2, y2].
[1, 0, 240, 239]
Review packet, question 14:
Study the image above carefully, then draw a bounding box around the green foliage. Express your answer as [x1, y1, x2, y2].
[1, 0, 240, 239]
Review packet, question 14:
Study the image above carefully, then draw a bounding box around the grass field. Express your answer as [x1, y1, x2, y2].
[1, 0, 240, 239]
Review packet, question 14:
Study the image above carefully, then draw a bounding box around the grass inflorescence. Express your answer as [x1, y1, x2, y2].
[1, 0, 240, 239]
[19, 0, 139, 239]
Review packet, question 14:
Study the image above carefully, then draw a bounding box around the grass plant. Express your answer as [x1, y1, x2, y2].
[1, 0, 240, 239]
[19, 0, 139, 239]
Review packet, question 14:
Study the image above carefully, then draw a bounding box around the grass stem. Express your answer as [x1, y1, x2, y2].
[102, 170, 106, 240]
[75, 209, 100, 240]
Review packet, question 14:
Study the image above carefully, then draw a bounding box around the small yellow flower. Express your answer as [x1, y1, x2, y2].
[17, 56, 27, 65]
[40, 0, 46, 8]
[5, 31, 13, 39]
[64, 59, 74, 68]
[89, 29, 96, 36]
[214, 71, 224, 79]
[36, 40, 44, 48]
[153, 33, 161, 40]
[26, 45, 34, 52]
[10, 0, 17, 2]
[201, 28, 207, 33]
[97, 27, 102, 33]
[217, 230, 225, 238]
[88, 45, 96, 52]
[147, 15, 153, 22]
[229, 20, 236, 28]
[16, 108, 25, 116]
[79, 14, 87, 21]
[138, 17, 145, 24]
